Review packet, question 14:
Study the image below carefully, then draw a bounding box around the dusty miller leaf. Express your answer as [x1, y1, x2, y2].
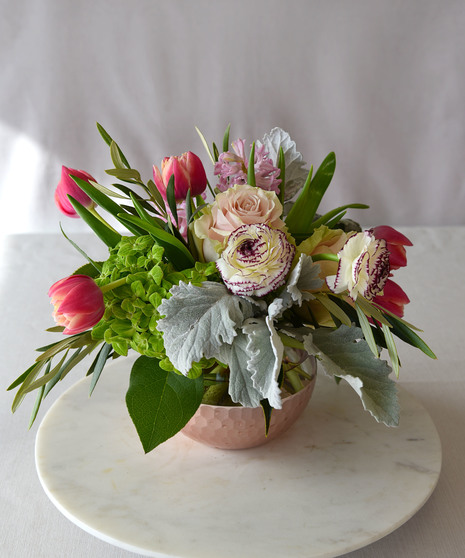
[157, 281, 253, 374]
[303, 325, 399, 426]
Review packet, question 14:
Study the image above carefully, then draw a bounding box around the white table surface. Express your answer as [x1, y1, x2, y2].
[1, 227, 464, 558]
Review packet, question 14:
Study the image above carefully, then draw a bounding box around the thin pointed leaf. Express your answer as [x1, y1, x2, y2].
[146, 179, 167, 211]
[7, 363, 37, 391]
[326, 211, 347, 228]
[24, 350, 70, 393]
[222, 123, 231, 152]
[68, 196, 122, 248]
[355, 303, 379, 357]
[260, 399, 273, 436]
[130, 193, 163, 229]
[247, 142, 256, 187]
[311, 203, 369, 231]
[382, 323, 400, 378]
[110, 140, 126, 169]
[60, 223, 103, 273]
[185, 188, 192, 226]
[277, 146, 285, 207]
[195, 126, 215, 163]
[384, 314, 437, 359]
[166, 174, 178, 226]
[212, 142, 220, 162]
[11, 361, 46, 413]
[96, 122, 113, 146]
[29, 384, 46, 428]
[105, 168, 141, 182]
[313, 293, 352, 326]
[88, 180, 128, 199]
[89, 342, 112, 395]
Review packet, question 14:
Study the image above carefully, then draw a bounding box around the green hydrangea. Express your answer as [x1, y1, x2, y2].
[92, 235, 218, 368]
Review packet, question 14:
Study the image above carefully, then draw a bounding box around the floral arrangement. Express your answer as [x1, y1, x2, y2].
[8, 124, 435, 453]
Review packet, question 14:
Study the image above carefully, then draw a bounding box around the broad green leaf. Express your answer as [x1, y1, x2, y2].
[304, 325, 399, 426]
[126, 356, 204, 453]
[247, 142, 256, 187]
[222, 123, 231, 152]
[117, 213, 195, 270]
[68, 196, 121, 248]
[71, 176, 143, 236]
[286, 151, 337, 234]
[157, 281, 254, 375]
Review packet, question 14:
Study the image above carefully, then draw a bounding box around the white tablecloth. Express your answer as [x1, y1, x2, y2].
[1, 227, 464, 557]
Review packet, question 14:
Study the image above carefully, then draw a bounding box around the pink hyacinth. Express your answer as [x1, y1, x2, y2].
[153, 151, 207, 201]
[55, 166, 96, 218]
[214, 138, 281, 193]
[49, 275, 105, 335]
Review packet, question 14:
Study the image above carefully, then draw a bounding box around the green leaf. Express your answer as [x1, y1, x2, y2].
[247, 142, 256, 187]
[110, 140, 126, 169]
[355, 302, 379, 357]
[130, 193, 164, 230]
[29, 384, 46, 428]
[165, 174, 178, 226]
[195, 126, 215, 164]
[89, 342, 112, 395]
[96, 122, 113, 146]
[117, 213, 195, 270]
[68, 196, 122, 248]
[222, 123, 231, 152]
[7, 363, 38, 391]
[310, 203, 369, 231]
[382, 323, 400, 378]
[286, 152, 336, 234]
[212, 142, 220, 162]
[105, 168, 141, 182]
[384, 314, 437, 359]
[11, 361, 46, 413]
[71, 176, 143, 236]
[313, 293, 352, 326]
[60, 223, 103, 273]
[88, 180, 129, 199]
[126, 356, 204, 453]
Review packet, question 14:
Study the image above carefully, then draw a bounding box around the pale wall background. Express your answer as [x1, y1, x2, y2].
[1, 0, 464, 234]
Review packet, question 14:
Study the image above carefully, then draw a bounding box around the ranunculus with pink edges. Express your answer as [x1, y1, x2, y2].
[153, 151, 207, 201]
[192, 184, 286, 261]
[55, 166, 96, 218]
[49, 275, 105, 334]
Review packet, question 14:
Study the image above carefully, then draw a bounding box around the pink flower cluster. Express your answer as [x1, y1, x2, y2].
[214, 139, 281, 194]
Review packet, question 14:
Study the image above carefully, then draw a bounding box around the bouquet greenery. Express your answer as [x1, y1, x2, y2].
[8, 124, 435, 453]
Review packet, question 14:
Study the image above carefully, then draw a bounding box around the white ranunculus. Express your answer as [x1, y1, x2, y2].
[326, 231, 390, 301]
[216, 223, 295, 297]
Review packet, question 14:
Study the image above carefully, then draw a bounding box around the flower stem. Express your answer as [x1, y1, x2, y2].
[88, 207, 119, 234]
[100, 277, 127, 293]
[311, 253, 339, 262]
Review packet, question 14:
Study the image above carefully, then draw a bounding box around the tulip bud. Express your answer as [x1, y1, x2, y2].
[153, 151, 207, 201]
[49, 275, 105, 334]
[55, 166, 96, 218]
[370, 226, 413, 270]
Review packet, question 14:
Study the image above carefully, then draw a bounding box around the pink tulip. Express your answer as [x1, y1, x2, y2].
[370, 225, 413, 270]
[49, 275, 105, 334]
[373, 278, 410, 318]
[55, 166, 96, 218]
[153, 151, 207, 201]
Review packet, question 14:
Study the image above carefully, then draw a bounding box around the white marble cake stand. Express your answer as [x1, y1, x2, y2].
[35, 359, 441, 558]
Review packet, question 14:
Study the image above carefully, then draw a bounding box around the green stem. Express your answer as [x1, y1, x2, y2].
[100, 277, 127, 294]
[279, 333, 305, 349]
[311, 253, 339, 262]
[285, 369, 304, 393]
[88, 207, 119, 234]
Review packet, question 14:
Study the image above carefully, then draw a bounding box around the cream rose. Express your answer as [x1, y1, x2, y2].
[192, 184, 285, 261]
[216, 223, 295, 297]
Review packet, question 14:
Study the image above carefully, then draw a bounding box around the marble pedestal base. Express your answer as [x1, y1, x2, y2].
[35, 359, 441, 558]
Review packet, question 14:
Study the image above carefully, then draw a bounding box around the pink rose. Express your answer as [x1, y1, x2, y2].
[55, 166, 96, 218]
[153, 151, 207, 201]
[49, 275, 105, 334]
[192, 184, 286, 261]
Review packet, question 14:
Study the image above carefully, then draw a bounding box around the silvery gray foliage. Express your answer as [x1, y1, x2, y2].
[157, 281, 254, 375]
[242, 317, 284, 409]
[303, 325, 400, 426]
[257, 127, 309, 201]
[157, 255, 325, 408]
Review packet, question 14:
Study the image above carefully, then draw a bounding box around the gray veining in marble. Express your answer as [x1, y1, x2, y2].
[35, 359, 442, 558]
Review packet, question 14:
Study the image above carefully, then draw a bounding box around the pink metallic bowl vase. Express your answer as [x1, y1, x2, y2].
[182, 368, 317, 450]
